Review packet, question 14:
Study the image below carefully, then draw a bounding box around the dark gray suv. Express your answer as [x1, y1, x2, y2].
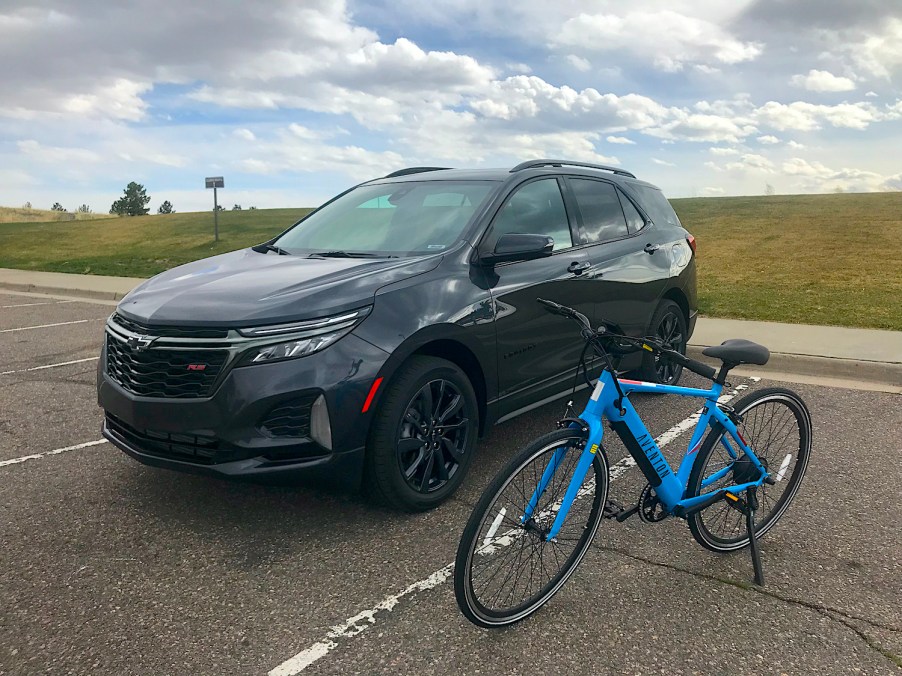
[98, 160, 697, 510]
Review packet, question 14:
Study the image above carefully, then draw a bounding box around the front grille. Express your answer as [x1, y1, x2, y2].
[112, 313, 229, 339]
[259, 395, 318, 438]
[106, 334, 228, 398]
[105, 414, 239, 464]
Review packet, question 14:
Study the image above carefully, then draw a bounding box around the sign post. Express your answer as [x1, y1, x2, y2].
[205, 176, 225, 241]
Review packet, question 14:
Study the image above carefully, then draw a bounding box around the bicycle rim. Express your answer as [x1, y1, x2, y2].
[689, 389, 812, 551]
[455, 432, 607, 627]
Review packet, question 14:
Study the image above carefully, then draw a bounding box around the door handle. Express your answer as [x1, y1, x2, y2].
[567, 260, 592, 275]
[643, 243, 660, 254]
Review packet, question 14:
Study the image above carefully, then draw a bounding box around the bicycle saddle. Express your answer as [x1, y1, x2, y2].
[702, 339, 770, 365]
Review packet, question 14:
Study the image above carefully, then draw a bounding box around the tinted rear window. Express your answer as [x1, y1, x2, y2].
[626, 183, 681, 228]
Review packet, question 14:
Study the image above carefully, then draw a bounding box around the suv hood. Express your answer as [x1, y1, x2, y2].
[117, 248, 442, 327]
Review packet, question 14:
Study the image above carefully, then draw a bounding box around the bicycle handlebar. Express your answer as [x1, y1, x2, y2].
[536, 298, 718, 381]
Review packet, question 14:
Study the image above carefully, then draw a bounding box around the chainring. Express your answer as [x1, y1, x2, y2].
[638, 483, 669, 523]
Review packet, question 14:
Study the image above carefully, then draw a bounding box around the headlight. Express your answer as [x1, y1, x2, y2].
[244, 332, 345, 364]
[237, 306, 371, 365]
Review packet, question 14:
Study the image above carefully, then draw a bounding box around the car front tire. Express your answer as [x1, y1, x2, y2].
[364, 356, 478, 511]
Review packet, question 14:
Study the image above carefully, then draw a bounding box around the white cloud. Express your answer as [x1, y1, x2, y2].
[469, 76, 670, 132]
[790, 69, 856, 92]
[700, 186, 725, 195]
[606, 135, 635, 144]
[725, 153, 774, 172]
[787, 140, 806, 149]
[709, 146, 740, 156]
[754, 101, 882, 131]
[652, 158, 676, 166]
[645, 112, 757, 143]
[781, 156, 897, 192]
[17, 139, 101, 164]
[757, 135, 780, 144]
[847, 17, 902, 79]
[234, 126, 406, 181]
[566, 55, 592, 72]
[233, 128, 256, 141]
[555, 10, 761, 72]
[865, 90, 878, 97]
[506, 62, 532, 74]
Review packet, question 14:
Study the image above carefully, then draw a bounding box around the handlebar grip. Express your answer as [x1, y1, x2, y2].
[670, 352, 717, 380]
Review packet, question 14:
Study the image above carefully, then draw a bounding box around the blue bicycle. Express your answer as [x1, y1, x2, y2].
[454, 299, 812, 627]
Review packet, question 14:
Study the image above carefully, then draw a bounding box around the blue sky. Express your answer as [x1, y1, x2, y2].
[1, 0, 901, 213]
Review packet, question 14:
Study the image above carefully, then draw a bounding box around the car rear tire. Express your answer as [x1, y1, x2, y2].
[364, 356, 478, 511]
[639, 299, 687, 385]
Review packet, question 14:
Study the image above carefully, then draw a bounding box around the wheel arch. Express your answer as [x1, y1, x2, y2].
[366, 325, 493, 438]
[412, 339, 488, 436]
[659, 287, 690, 329]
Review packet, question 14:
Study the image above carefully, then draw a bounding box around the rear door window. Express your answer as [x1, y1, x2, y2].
[568, 178, 629, 244]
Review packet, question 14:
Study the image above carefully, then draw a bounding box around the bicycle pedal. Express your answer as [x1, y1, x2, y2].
[603, 499, 625, 519]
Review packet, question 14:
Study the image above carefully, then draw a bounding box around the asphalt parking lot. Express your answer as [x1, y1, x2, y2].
[1, 291, 900, 675]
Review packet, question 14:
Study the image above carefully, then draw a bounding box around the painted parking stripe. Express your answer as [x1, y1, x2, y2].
[0, 318, 103, 333]
[269, 380, 758, 675]
[0, 439, 107, 468]
[0, 356, 99, 376]
[0, 299, 76, 309]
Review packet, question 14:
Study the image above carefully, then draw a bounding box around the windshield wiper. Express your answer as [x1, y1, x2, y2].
[255, 243, 290, 255]
[308, 250, 397, 259]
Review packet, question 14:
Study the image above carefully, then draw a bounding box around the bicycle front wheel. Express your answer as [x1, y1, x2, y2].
[454, 429, 608, 628]
[687, 387, 812, 552]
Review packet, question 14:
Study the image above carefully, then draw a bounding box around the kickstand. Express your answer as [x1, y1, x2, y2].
[746, 487, 765, 586]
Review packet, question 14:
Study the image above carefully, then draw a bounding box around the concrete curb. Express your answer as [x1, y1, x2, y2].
[687, 346, 902, 389]
[0, 281, 131, 301]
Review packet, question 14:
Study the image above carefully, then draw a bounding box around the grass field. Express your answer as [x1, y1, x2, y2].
[0, 193, 899, 330]
[0, 208, 311, 278]
[0, 206, 116, 223]
[671, 192, 902, 331]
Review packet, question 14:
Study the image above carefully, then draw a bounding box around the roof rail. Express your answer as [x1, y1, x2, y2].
[510, 159, 636, 179]
[383, 166, 452, 178]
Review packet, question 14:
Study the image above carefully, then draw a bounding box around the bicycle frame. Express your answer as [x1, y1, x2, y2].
[523, 367, 771, 541]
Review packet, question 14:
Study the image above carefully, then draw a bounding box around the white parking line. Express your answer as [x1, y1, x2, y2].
[0, 439, 108, 468]
[0, 318, 103, 334]
[0, 300, 76, 309]
[269, 380, 757, 675]
[0, 356, 99, 376]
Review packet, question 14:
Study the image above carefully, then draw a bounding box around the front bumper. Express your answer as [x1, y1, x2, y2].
[98, 333, 389, 486]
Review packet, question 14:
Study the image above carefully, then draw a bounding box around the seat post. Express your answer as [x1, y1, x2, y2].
[714, 361, 738, 385]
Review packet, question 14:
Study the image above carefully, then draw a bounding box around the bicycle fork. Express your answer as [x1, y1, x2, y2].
[521, 429, 602, 541]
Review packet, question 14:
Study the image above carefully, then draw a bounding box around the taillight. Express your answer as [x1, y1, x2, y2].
[686, 234, 697, 255]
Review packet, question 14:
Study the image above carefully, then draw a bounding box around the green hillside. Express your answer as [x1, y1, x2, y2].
[671, 192, 902, 330]
[0, 208, 311, 278]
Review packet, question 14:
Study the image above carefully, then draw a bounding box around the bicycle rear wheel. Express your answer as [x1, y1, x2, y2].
[454, 429, 608, 628]
[687, 387, 812, 552]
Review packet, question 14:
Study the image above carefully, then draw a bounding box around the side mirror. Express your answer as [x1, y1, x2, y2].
[479, 233, 554, 265]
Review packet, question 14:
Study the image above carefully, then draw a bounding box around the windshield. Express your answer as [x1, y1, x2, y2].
[273, 180, 496, 256]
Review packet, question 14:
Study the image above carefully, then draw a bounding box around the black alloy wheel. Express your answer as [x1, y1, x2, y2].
[397, 379, 470, 493]
[365, 356, 478, 511]
[640, 300, 687, 385]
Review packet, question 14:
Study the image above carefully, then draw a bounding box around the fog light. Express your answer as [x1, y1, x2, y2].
[310, 394, 332, 450]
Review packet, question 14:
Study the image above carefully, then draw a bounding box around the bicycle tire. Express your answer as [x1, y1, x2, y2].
[687, 387, 812, 552]
[454, 428, 608, 627]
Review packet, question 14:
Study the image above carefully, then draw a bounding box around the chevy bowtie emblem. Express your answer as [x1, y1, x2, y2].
[127, 335, 156, 351]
